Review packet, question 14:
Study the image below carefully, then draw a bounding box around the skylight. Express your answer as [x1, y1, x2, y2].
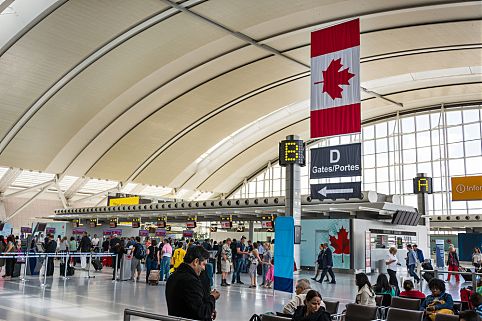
[0, 166, 8, 181]
[78, 178, 118, 194]
[12, 170, 55, 188]
[139, 185, 172, 197]
[57, 175, 79, 191]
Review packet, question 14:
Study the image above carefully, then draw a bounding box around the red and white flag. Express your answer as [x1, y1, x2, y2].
[310, 19, 360, 139]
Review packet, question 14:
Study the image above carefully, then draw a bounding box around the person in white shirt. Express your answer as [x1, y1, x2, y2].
[91, 234, 100, 252]
[283, 279, 326, 315]
[385, 247, 399, 293]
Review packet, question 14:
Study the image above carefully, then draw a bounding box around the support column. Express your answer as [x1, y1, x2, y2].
[248, 221, 254, 242]
[416, 173, 431, 255]
[285, 135, 302, 272]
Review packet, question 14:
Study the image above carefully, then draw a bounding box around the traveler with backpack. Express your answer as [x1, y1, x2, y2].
[145, 239, 159, 283]
[159, 238, 173, 282]
[130, 236, 145, 282]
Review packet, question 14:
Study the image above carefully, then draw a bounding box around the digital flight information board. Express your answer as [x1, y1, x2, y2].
[279, 139, 306, 166]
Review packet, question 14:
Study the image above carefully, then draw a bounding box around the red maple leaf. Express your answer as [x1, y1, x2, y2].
[314, 58, 354, 100]
[329, 226, 350, 263]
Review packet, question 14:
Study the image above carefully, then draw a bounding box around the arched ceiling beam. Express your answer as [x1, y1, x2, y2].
[0, 1, 475, 175]
[117, 47, 481, 183]
[0, 0, 206, 156]
[0, 167, 21, 193]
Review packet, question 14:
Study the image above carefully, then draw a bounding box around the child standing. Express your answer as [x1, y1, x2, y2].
[264, 259, 274, 288]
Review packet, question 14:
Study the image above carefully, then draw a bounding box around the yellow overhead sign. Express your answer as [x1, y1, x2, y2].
[108, 196, 140, 206]
[451, 176, 482, 201]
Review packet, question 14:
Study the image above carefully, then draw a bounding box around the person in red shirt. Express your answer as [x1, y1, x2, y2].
[400, 280, 426, 299]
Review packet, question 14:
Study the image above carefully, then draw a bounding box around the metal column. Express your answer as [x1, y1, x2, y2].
[416, 173, 431, 254]
[285, 135, 302, 271]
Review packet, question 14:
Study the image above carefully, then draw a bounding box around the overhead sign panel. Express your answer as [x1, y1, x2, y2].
[452, 176, 482, 201]
[310, 143, 361, 179]
[311, 182, 362, 200]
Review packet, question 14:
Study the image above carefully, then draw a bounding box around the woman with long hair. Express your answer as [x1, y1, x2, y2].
[373, 273, 396, 296]
[446, 245, 460, 282]
[355, 273, 376, 306]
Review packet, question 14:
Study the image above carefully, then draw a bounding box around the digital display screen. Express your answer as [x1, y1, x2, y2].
[132, 221, 140, 228]
[46, 227, 56, 234]
[139, 230, 149, 236]
[413, 177, 433, 194]
[261, 221, 273, 228]
[221, 221, 232, 229]
[89, 221, 97, 228]
[186, 221, 197, 228]
[183, 230, 194, 238]
[21, 227, 32, 233]
[155, 229, 166, 236]
[157, 221, 166, 228]
[279, 140, 305, 166]
[210, 227, 218, 232]
[36, 223, 47, 232]
[73, 228, 86, 234]
[109, 221, 117, 228]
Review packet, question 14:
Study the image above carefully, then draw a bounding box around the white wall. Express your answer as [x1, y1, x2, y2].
[352, 219, 429, 271]
[1, 197, 63, 229]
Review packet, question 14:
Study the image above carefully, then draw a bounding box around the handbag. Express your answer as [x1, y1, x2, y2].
[249, 314, 262, 321]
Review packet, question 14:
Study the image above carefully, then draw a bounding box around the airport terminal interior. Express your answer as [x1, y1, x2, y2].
[0, 0, 482, 320]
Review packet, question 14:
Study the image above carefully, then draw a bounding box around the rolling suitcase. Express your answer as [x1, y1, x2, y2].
[12, 263, 21, 278]
[148, 269, 160, 285]
[60, 262, 75, 276]
[422, 271, 434, 283]
[92, 258, 102, 271]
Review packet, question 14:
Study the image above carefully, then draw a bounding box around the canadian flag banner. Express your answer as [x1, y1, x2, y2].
[310, 19, 360, 139]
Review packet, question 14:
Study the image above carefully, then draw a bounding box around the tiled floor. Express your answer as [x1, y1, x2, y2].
[0, 263, 469, 321]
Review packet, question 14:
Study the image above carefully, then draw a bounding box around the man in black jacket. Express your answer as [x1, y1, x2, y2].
[45, 234, 57, 276]
[166, 245, 220, 321]
[79, 232, 92, 269]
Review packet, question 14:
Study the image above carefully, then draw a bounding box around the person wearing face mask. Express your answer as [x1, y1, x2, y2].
[292, 290, 331, 321]
[166, 245, 221, 321]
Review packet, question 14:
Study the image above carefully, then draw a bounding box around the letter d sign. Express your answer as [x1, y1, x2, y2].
[330, 149, 340, 164]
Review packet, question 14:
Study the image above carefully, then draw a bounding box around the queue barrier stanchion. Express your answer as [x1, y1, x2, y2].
[114, 254, 119, 282]
[20, 251, 28, 282]
[41, 253, 48, 288]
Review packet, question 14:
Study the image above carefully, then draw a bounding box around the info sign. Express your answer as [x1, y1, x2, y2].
[310, 143, 361, 178]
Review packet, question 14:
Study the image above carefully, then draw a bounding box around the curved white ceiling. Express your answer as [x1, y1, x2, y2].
[0, 0, 480, 198]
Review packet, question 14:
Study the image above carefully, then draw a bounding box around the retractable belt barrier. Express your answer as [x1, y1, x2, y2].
[0, 252, 119, 287]
[421, 269, 482, 289]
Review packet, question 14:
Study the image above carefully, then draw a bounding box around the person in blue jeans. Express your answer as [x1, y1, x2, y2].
[231, 236, 248, 284]
[159, 239, 173, 281]
[406, 244, 420, 283]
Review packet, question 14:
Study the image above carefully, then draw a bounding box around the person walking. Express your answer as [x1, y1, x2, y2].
[446, 245, 460, 282]
[165, 246, 220, 321]
[318, 243, 336, 284]
[261, 242, 272, 286]
[220, 238, 232, 286]
[159, 238, 173, 282]
[385, 246, 399, 293]
[406, 244, 420, 283]
[413, 244, 425, 277]
[473, 248, 482, 270]
[0, 235, 6, 274]
[313, 244, 330, 283]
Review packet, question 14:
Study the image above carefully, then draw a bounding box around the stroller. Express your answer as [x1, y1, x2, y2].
[421, 260, 435, 283]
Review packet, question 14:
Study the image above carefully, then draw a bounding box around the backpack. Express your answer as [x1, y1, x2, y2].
[134, 243, 146, 260]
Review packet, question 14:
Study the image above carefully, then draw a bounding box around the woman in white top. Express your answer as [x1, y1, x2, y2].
[472, 248, 482, 269]
[385, 247, 399, 293]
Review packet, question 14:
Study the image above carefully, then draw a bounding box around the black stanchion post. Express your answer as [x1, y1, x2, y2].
[114, 254, 118, 282]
